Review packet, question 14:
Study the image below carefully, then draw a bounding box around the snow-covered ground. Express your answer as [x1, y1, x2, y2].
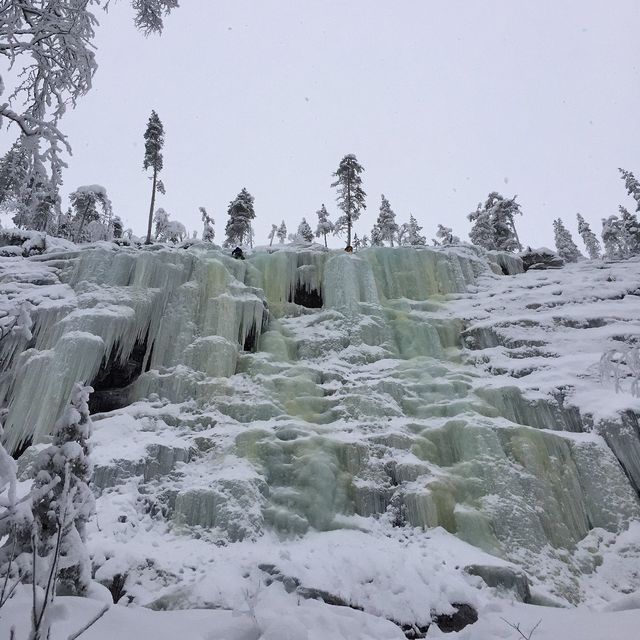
[1, 241, 640, 639]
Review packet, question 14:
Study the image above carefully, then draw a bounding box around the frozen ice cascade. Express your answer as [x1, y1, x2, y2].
[1, 242, 640, 630]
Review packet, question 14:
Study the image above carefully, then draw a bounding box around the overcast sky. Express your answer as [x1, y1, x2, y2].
[9, 0, 640, 247]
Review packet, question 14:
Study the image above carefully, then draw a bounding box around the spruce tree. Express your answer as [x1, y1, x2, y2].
[553, 218, 582, 263]
[331, 154, 366, 247]
[602, 215, 626, 260]
[576, 213, 601, 259]
[30, 383, 95, 597]
[370, 224, 384, 246]
[405, 215, 426, 246]
[224, 188, 255, 247]
[315, 204, 334, 247]
[619, 206, 640, 256]
[143, 111, 165, 244]
[467, 192, 523, 252]
[277, 220, 287, 244]
[297, 217, 314, 242]
[376, 194, 399, 246]
[619, 168, 640, 211]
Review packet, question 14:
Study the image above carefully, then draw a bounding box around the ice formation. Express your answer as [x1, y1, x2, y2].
[1, 242, 640, 631]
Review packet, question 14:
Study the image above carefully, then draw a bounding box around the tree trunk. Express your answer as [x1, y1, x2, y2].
[346, 181, 352, 247]
[146, 167, 157, 244]
[74, 202, 92, 243]
[324, 233, 327, 248]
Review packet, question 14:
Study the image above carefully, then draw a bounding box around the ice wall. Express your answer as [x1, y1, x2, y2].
[1, 242, 639, 604]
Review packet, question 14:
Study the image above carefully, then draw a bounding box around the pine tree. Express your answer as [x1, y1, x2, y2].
[69, 185, 112, 243]
[576, 213, 601, 259]
[331, 154, 366, 247]
[434, 224, 460, 246]
[353, 233, 361, 251]
[405, 215, 426, 246]
[224, 188, 255, 247]
[376, 194, 399, 246]
[553, 218, 582, 263]
[315, 204, 334, 247]
[30, 383, 95, 597]
[143, 111, 165, 244]
[360, 234, 369, 247]
[277, 220, 287, 244]
[370, 224, 384, 246]
[297, 217, 314, 242]
[200, 207, 215, 242]
[268, 224, 278, 247]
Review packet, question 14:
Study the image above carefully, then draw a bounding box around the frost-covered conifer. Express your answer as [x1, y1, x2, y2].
[602, 215, 626, 260]
[468, 192, 522, 252]
[404, 215, 426, 246]
[370, 224, 384, 246]
[332, 154, 366, 247]
[268, 224, 278, 247]
[200, 207, 215, 242]
[315, 204, 334, 247]
[619, 168, 640, 212]
[69, 185, 112, 243]
[553, 218, 582, 263]
[353, 233, 361, 251]
[277, 221, 287, 244]
[297, 218, 314, 242]
[376, 195, 399, 246]
[619, 206, 640, 256]
[224, 188, 255, 247]
[29, 384, 95, 597]
[360, 234, 369, 248]
[154, 208, 185, 243]
[468, 209, 494, 250]
[576, 213, 601, 259]
[143, 111, 165, 244]
[434, 224, 460, 246]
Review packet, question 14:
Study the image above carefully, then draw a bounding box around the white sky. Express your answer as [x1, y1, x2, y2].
[6, 0, 640, 247]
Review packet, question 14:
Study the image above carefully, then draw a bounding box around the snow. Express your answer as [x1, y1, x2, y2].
[1, 240, 640, 638]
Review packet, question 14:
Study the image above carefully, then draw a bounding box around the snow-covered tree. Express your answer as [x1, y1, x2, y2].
[224, 188, 255, 247]
[112, 216, 123, 239]
[0, 140, 58, 233]
[468, 192, 522, 252]
[69, 185, 112, 243]
[434, 224, 460, 246]
[619, 168, 640, 211]
[277, 220, 287, 244]
[267, 224, 277, 247]
[1, 2, 178, 241]
[619, 206, 640, 256]
[315, 204, 334, 247]
[360, 234, 369, 247]
[376, 194, 399, 246]
[404, 215, 426, 246]
[154, 208, 185, 243]
[602, 215, 626, 260]
[553, 218, 582, 263]
[370, 224, 384, 246]
[353, 233, 362, 251]
[297, 218, 314, 242]
[29, 384, 95, 597]
[200, 207, 215, 242]
[143, 111, 165, 244]
[332, 154, 366, 247]
[576, 213, 601, 259]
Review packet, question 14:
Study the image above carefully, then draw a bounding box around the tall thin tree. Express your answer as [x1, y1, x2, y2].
[143, 111, 165, 244]
[331, 154, 366, 247]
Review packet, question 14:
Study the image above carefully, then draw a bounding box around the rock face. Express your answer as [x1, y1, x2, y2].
[2, 243, 640, 623]
[519, 247, 564, 270]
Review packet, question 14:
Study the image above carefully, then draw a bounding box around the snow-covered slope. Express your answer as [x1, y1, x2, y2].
[1, 242, 639, 639]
